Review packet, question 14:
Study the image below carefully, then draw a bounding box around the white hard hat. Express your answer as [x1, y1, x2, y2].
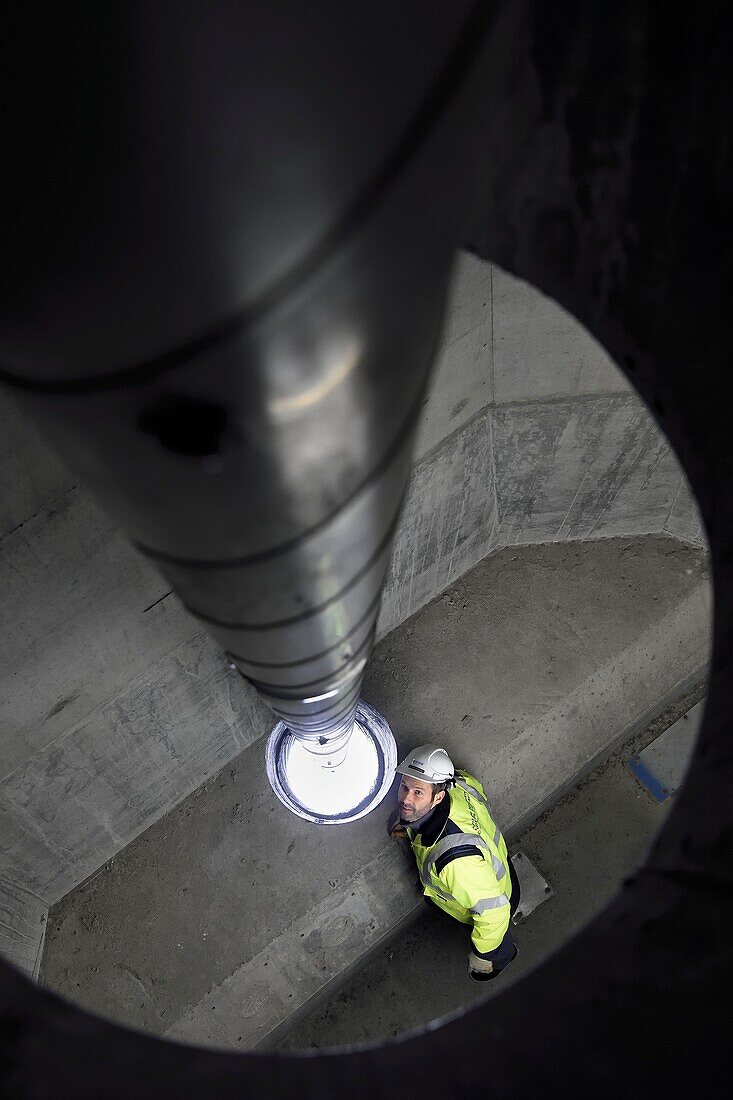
[395, 744, 454, 784]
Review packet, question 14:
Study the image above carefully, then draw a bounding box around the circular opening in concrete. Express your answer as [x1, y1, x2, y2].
[265, 700, 397, 825]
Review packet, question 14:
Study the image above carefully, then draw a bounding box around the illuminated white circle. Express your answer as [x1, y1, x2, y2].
[282, 722, 378, 817]
[265, 699, 397, 825]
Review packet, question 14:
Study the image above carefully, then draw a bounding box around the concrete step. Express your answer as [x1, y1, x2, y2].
[38, 536, 711, 1049]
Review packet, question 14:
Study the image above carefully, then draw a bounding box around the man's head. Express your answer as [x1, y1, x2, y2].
[394, 744, 454, 824]
[397, 774, 450, 823]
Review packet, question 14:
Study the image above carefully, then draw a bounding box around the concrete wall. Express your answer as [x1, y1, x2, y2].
[0, 253, 706, 975]
[376, 256, 703, 638]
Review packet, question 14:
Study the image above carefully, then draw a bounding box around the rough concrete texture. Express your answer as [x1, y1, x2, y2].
[410, 254, 495, 460]
[0, 492, 271, 780]
[0, 253, 705, 974]
[277, 680, 705, 1049]
[492, 396, 697, 546]
[377, 409, 499, 637]
[376, 256, 704, 638]
[39, 535, 711, 1047]
[491, 263, 631, 406]
[0, 397, 76, 539]
[0, 878, 47, 979]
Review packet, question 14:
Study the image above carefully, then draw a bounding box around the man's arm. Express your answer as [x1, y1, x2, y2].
[442, 856, 512, 979]
[469, 903, 512, 957]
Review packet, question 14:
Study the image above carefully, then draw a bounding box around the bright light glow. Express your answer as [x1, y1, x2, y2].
[268, 338, 361, 420]
[301, 659, 367, 705]
[281, 721, 378, 817]
[265, 699, 397, 825]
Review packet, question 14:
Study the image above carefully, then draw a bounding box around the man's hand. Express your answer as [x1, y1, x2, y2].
[388, 813, 407, 839]
[468, 951, 495, 982]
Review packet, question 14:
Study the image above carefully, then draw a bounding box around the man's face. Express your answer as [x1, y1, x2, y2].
[397, 775, 441, 823]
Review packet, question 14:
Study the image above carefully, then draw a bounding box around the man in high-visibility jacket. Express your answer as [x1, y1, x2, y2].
[391, 743, 521, 982]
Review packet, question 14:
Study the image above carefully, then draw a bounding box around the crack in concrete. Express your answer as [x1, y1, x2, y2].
[0, 483, 80, 547]
[142, 591, 173, 615]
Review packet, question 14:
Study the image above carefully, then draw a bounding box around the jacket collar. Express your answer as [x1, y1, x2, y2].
[411, 790, 451, 847]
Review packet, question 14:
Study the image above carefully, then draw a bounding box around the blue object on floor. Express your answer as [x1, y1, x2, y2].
[628, 700, 704, 802]
[628, 754, 670, 802]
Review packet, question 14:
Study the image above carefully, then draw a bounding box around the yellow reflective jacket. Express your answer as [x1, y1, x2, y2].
[407, 770, 512, 955]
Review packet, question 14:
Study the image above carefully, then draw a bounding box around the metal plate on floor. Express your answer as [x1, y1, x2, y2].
[628, 700, 704, 802]
[510, 851, 552, 924]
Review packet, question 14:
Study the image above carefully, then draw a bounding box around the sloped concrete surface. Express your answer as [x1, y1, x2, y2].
[492, 395, 698, 546]
[0, 398, 75, 539]
[491, 264, 629, 406]
[0, 490, 267, 779]
[277, 682, 703, 1050]
[411, 253, 494, 460]
[377, 408, 499, 637]
[39, 535, 711, 1045]
[0, 879, 47, 979]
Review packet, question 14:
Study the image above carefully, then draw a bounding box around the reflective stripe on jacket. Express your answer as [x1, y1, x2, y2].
[407, 770, 511, 955]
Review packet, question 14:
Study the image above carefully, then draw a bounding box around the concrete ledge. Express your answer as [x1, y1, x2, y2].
[165, 845, 417, 1050]
[39, 536, 711, 1049]
[488, 582, 711, 839]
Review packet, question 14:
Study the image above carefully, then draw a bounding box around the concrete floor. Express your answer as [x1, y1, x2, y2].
[38, 535, 710, 1047]
[277, 680, 704, 1049]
